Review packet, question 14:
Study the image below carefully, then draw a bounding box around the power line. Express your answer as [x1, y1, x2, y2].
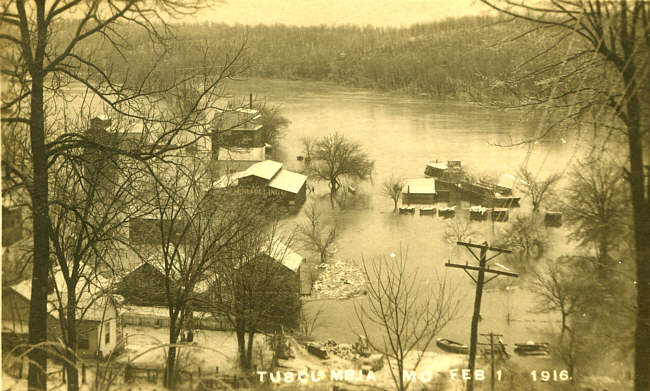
[445, 241, 518, 391]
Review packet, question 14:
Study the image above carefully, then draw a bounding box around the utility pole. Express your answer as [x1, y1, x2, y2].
[445, 241, 518, 391]
[480, 332, 504, 391]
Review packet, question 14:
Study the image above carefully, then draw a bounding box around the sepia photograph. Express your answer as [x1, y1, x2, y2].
[0, 1, 648, 391]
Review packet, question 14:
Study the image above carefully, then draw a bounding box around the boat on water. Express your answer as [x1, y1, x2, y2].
[514, 342, 550, 356]
[436, 338, 469, 354]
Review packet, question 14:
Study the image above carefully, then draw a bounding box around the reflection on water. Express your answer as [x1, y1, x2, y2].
[223, 78, 576, 347]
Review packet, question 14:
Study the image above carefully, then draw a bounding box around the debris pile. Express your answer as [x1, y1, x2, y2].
[316, 339, 384, 371]
[312, 259, 366, 299]
[323, 339, 356, 360]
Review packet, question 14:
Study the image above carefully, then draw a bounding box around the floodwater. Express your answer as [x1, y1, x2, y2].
[224, 78, 582, 348]
[61, 77, 582, 353]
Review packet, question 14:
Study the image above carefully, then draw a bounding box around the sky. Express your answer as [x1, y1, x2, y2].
[187, 0, 492, 27]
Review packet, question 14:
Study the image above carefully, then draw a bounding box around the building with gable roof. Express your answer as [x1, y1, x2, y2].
[222, 160, 308, 209]
[262, 241, 312, 296]
[2, 271, 122, 358]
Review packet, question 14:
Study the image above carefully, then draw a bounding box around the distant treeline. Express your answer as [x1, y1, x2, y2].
[62, 16, 551, 100]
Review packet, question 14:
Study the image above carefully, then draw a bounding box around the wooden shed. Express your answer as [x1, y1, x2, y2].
[402, 178, 437, 204]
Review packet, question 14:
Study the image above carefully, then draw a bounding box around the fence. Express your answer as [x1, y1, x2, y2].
[123, 363, 258, 389]
[121, 313, 232, 331]
[121, 313, 171, 328]
[3, 355, 257, 390]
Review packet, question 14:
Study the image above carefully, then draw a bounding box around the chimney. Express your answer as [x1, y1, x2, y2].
[249, 93, 253, 109]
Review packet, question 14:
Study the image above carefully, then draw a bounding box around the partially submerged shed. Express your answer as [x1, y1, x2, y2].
[402, 178, 437, 204]
[545, 211, 562, 227]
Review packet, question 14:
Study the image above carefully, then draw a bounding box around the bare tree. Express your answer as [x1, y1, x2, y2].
[300, 136, 316, 166]
[561, 158, 629, 272]
[474, 3, 649, 387]
[532, 256, 616, 383]
[140, 158, 271, 387]
[46, 123, 150, 391]
[443, 215, 479, 245]
[257, 105, 290, 147]
[383, 175, 405, 213]
[299, 305, 325, 338]
[531, 257, 599, 338]
[296, 202, 337, 264]
[498, 214, 547, 268]
[208, 223, 302, 370]
[354, 250, 460, 391]
[0, 2, 247, 389]
[310, 132, 374, 207]
[518, 167, 561, 213]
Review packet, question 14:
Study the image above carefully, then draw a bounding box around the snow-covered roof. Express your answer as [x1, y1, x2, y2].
[7, 279, 59, 319]
[3, 319, 29, 334]
[235, 107, 261, 117]
[212, 171, 245, 188]
[217, 146, 265, 162]
[402, 178, 436, 194]
[240, 160, 283, 181]
[269, 169, 307, 194]
[121, 305, 212, 320]
[263, 241, 305, 273]
[497, 173, 517, 190]
[7, 270, 121, 323]
[426, 162, 448, 170]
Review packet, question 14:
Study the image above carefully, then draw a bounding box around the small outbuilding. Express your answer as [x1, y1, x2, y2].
[545, 211, 563, 227]
[2, 274, 122, 359]
[402, 178, 437, 204]
[469, 206, 489, 221]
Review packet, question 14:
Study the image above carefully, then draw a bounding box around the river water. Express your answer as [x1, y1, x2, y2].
[224, 78, 581, 348]
[62, 77, 581, 353]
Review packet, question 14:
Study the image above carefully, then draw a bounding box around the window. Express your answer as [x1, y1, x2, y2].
[105, 326, 110, 344]
[79, 334, 89, 350]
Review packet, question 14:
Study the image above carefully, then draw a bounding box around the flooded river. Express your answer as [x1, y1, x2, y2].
[63, 77, 580, 352]
[225, 78, 581, 347]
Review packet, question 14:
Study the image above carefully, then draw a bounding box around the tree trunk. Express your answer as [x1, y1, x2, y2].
[532, 199, 540, 213]
[635, 215, 650, 391]
[621, 66, 650, 391]
[329, 179, 338, 208]
[165, 318, 181, 388]
[236, 329, 247, 369]
[65, 291, 79, 391]
[27, 41, 49, 391]
[166, 345, 177, 388]
[245, 330, 255, 369]
[596, 239, 609, 277]
[397, 358, 405, 391]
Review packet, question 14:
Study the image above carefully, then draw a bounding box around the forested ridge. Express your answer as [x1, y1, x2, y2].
[68, 16, 547, 100]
